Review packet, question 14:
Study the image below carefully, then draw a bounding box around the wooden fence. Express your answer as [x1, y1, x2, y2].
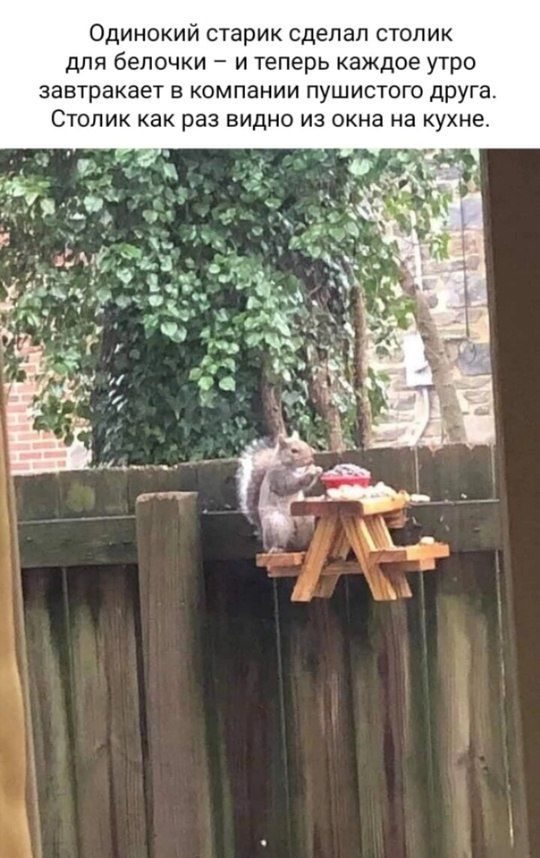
[15, 445, 520, 858]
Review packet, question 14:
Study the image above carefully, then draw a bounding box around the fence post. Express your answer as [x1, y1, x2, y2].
[0, 348, 40, 857]
[136, 492, 215, 858]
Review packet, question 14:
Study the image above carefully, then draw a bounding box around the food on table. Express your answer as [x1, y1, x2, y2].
[322, 463, 398, 501]
[319, 463, 431, 504]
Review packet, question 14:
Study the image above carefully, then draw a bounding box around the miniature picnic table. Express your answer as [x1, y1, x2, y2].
[257, 494, 449, 603]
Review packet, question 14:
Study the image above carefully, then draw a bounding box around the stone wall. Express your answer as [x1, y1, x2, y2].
[371, 179, 495, 448]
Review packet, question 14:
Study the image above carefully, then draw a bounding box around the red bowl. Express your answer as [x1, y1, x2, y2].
[321, 472, 372, 489]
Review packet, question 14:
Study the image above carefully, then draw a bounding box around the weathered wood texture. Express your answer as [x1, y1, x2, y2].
[17, 500, 500, 569]
[67, 567, 148, 858]
[23, 571, 78, 857]
[19, 446, 518, 857]
[204, 561, 290, 858]
[23, 566, 148, 858]
[418, 448, 514, 858]
[0, 349, 39, 858]
[136, 492, 215, 858]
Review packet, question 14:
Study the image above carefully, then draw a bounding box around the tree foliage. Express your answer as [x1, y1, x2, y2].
[0, 148, 476, 463]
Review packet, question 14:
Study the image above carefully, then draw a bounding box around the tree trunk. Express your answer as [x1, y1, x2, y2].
[90, 305, 119, 464]
[400, 263, 467, 444]
[344, 263, 372, 449]
[260, 365, 286, 438]
[308, 349, 345, 452]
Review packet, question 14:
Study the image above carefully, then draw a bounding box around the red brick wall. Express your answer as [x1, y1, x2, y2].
[5, 346, 69, 474]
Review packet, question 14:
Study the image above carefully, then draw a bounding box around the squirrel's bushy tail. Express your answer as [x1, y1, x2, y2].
[237, 437, 276, 530]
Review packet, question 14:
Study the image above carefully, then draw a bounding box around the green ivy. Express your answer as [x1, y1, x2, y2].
[0, 148, 477, 463]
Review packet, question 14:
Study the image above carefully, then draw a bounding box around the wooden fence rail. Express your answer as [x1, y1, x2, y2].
[17, 446, 521, 857]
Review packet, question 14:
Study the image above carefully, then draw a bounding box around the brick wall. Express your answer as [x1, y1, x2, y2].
[5, 346, 70, 474]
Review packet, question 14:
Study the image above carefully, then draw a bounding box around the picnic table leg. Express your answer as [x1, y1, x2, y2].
[341, 515, 398, 601]
[291, 517, 339, 602]
[367, 516, 412, 599]
[313, 527, 350, 599]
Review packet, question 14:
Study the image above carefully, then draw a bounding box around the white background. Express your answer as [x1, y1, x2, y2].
[0, 0, 537, 147]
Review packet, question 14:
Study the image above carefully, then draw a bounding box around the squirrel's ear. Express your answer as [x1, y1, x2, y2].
[277, 434, 287, 449]
[290, 430, 300, 441]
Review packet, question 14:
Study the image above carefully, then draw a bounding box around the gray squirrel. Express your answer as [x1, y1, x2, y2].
[237, 432, 323, 552]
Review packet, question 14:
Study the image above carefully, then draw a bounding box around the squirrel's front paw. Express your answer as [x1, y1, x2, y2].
[310, 465, 323, 477]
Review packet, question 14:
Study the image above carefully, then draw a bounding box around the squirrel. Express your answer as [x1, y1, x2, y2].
[237, 432, 323, 553]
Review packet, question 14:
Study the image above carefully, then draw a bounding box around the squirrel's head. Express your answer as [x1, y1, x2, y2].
[276, 431, 314, 467]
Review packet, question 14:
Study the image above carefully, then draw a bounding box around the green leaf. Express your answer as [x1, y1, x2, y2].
[349, 158, 371, 177]
[40, 198, 55, 216]
[83, 195, 104, 213]
[119, 244, 142, 260]
[96, 287, 112, 302]
[170, 326, 187, 343]
[148, 293, 164, 307]
[117, 269, 133, 285]
[160, 320, 179, 338]
[218, 376, 236, 392]
[198, 376, 214, 391]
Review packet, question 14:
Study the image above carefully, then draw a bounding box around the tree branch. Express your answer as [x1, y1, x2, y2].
[343, 261, 372, 449]
[400, 263, 467, 444]
[260, 364, 286, 438]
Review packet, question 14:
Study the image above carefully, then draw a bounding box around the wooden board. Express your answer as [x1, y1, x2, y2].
[276, 584, 363, 856]
[291, 496, 407, 519]
[345, 576, 434, 857]
[422, 554, 514, 857]
[256, 552, 305, 568]
[291, 518, 339, 602]
[366, 515, 412, 600]
[205, 561, 291, 858]
[23, 570, 78, 858]
[13, 447, 497, 522]
[17, 501, 500, 569]
[266, 559, 442, 578]
[314, 528, 351, 599]
[369, 543, 450, 564]
[136, 493, 215, 858]
[267, 560, 363, 578]
[0, 362, 36, 858]
[341, 516, 400, 601]
[66, 567, 148, 858]
[417, 448, 514, 857]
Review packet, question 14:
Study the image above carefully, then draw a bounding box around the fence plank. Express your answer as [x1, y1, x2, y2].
[18, 501, 501, 569]
[423, 554, 513, 858]
[345, 573, 433, 857]
[276, 580, 362, 857]
[136, 492, 215, 858]
[417, 445, 493, 501]
[67, 567, 148, 858]
[205, 561, 290, 858]
[344, 447, 417, 490]
[58, 470, 129, 518]
[14, 447, 493, 516]
[23, 570, 78, 858]
[418, 446, 513, 856]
